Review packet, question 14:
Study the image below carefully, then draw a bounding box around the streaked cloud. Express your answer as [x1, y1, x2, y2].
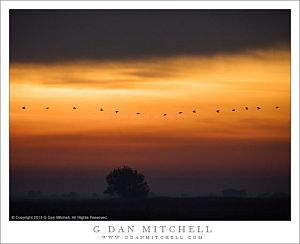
[10, 48, 290, 91]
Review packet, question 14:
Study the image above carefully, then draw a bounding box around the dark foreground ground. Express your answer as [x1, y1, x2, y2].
[10, 197, 290, 221]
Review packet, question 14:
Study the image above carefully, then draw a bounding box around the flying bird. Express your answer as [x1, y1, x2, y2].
[193, 110, 196, 113]
[257, 106, 261, 110]
[275, 106, 279, 109]
[100, 108, 103, 111]
[73, 107, 77, 109]
[179, 112, 183, 114]
[232, 109, 236, 112]
[136, 112, 140, 115]
[216, 110, 220, 113]
[245, 107, 248, 110]
[46, 107, 49, 109]
[163, 114, 167, 116]
[115, 111, 119, 114]
[22, 106, 26, 110]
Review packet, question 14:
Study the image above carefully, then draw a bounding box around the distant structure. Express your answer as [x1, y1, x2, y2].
[222, 189, 247, 198]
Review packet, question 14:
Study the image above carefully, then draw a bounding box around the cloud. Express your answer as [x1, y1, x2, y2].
[10, 48, 290, 91]
[10, 58, 181, 90]
[10, 10, 290, 62]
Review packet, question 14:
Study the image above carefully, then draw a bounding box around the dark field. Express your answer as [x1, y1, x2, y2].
[10, 197, 290, 221]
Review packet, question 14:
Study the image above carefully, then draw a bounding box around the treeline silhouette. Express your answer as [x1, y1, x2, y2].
[9, 166, 290, 220]
[10, 196, 290, 220]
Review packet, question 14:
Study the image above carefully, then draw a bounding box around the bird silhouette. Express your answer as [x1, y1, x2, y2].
[100, 108, 103, 111]
[136, 112, 140, 115]
[163, 114, 167, 116]
[22, 106, 26, 110]
[245, 107, 248, 110]
[232, 109, 236, 112]
[257, 106, 261, 110]
[73, 107, 77, 109]
[275, 106, 279, 109]
[179, 112, 183, 114]
[193, 110, 196, 113]
[115, 111, 119, 114]
[46, 107, 49, 109]
[216, 110, 220, 113]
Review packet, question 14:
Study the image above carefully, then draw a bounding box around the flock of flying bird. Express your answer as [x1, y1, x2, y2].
[21, 106, 280, 116]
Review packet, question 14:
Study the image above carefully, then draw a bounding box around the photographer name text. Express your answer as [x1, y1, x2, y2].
[93, 225, 212, 234]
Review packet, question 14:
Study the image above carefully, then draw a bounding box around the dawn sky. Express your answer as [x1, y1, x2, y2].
[10, 10, 290, 197]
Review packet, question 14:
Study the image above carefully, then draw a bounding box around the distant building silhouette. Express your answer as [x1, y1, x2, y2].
[222, 189, 247, 198]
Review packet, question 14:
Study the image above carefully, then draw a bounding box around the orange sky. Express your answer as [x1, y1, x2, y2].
[9, 48, 291, 196]
[10, 48, 290, 139]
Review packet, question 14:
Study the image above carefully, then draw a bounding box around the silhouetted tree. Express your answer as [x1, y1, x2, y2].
[104, 166, 150, 198]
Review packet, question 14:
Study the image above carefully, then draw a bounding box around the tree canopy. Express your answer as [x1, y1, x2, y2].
[104, 166, 150, 198]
